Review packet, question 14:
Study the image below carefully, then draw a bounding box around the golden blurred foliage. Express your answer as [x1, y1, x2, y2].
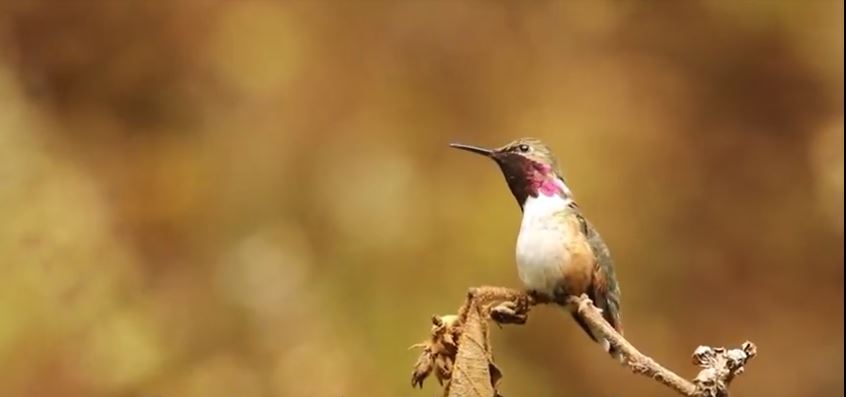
[0, 1, 842, 396]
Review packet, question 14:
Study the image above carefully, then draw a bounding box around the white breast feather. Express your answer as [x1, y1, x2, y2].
[515, 194, 574, 294]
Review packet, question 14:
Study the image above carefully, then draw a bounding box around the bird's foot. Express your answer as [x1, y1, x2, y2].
[490, 295, 532, 325]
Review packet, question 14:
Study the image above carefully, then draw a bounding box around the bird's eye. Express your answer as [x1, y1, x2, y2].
[517, 144, 530, 153]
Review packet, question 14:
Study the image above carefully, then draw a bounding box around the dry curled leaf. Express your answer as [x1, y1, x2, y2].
[410, 314, 462, 388]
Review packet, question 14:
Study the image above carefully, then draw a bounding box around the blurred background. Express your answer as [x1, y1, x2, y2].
[0, 1, 842, 396]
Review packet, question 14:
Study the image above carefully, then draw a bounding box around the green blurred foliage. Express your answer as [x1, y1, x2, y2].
[0, 1, 842, 396]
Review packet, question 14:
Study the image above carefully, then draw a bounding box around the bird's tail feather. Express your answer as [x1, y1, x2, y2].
[570, 311, 624, 363]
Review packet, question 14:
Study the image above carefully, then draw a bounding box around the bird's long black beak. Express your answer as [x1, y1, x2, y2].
[449, 143, 494, 157]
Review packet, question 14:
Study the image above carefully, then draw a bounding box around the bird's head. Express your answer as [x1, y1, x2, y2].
[450, 137, 572, 209]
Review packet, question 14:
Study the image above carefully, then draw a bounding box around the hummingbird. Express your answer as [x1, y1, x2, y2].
[450, 137, 623, 358]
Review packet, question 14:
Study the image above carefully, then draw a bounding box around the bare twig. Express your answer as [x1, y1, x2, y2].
[411, 288, 756, 397]
[568, 294, 756, 396]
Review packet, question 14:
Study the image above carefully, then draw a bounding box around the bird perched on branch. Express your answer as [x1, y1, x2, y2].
[450, 137, 623, 359]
